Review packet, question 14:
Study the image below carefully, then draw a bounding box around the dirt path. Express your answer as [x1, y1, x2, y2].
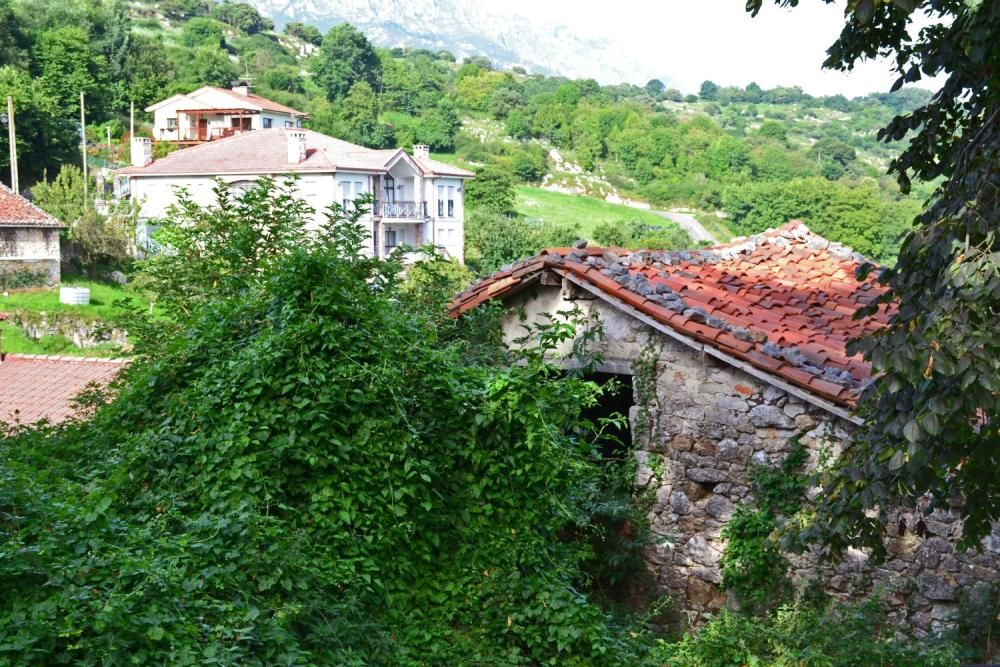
[651, 210, 717, 245]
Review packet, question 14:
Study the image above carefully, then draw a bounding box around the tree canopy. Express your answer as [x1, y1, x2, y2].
[311, 22, 381, 101]
[747, 0, 1000, 553]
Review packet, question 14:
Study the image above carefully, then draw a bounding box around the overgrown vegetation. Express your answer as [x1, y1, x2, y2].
[720, 439, 808, 611]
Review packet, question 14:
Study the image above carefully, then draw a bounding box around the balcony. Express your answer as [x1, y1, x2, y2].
[374, 200, 426, 220]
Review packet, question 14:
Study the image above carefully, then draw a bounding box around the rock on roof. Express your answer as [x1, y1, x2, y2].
[451, 222, 892, 408]
[0, 354, 128, 425]
[0, 183, 63, 228]
[119, 129, 475, 178]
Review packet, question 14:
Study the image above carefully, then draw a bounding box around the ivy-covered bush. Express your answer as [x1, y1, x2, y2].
[0, 180, 659, 664]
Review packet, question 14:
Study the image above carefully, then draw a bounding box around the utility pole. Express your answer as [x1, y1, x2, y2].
[6, 96, 17, 193]
[80, 91, 88, 202]
[130, 100, 134, 139]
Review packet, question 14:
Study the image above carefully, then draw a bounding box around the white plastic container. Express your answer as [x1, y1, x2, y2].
[59, 286, 90, 305]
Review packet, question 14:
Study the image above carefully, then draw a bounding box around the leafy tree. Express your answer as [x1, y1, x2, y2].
[747, 0, 1000, 553]
[699, 80, 719, 100]
[645, 78, 665, 95]
[180, 17, 225, 48]
[808, 137, 856, 181]
[335, 80, 393, 148]
[32, 165, 135, 271]
[756, 121, 787, 143]
[33, 25, 107, 114]
[707, 134, 752, 179]
[0, 66, 76, 185]
[211, 1, 272, 34]
[465, 165, 516, 214]
[123, 34, 171, 109]
[284, 21, 322, 46]
[312, 22, 381, 102]
[505, 109, 533, 140]
[183, 46, 238, 88]
[0, 0, 26, 67]
[508, 146, 548, 183]
[259, 65, 305, 94]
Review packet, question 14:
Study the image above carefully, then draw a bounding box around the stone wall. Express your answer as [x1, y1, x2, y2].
[499, 279, 1000, 635]
[0, 227, 62, 284]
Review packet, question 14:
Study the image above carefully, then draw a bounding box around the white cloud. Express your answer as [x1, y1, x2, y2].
[489, 0, 921, 97]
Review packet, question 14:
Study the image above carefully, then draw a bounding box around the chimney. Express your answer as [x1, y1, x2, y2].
[287, 130, 307, 164]
[232, 83, 249, 96]
[131, 137, 153, 168]
[412, 144, 430, 160]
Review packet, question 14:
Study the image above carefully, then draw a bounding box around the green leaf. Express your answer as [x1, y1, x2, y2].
[903, 420, 922, 443]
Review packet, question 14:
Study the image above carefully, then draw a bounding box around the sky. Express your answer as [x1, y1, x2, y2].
[497, 0, 920, 97]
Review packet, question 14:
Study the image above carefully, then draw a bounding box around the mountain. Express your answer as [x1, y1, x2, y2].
[246, 0, 649, 85]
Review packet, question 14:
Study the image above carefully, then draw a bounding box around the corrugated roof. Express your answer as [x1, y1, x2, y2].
[0, 183, 63, 228]
[0, 353, 128, 425]
[450, 221, 891, 408]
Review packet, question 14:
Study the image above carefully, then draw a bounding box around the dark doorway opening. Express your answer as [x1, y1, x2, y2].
[580, 372, 633, 461]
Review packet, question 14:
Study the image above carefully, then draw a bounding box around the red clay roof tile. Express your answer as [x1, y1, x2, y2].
[0, 354, 127, 425]
[0, 183, 63, 228]
[451, 221, 888, 408]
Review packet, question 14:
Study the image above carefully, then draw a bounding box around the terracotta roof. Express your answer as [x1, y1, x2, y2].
[0, 183, 63, 228]
[413, 156, 475, 178]
[0, 354, 128, 425]
[119, 129, 476, 179]
[202, 86, 307, 116]
[450, 222, 892, 408]
[146, 87, 306, 117]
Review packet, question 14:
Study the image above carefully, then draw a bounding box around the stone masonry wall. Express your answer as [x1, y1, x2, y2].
[500, 280, 1000, 636]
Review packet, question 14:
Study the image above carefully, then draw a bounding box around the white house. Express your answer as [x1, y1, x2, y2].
[146, 85, 307, 143]
[118, 129, 474, 262]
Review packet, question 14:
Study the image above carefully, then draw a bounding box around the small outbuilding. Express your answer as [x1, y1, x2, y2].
[452, 221, 1000, 633]
[0, 183, 63, 287]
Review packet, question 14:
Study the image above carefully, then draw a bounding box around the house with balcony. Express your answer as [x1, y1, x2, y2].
[146, 85, 307, 143]
[118, 129, 474, 262]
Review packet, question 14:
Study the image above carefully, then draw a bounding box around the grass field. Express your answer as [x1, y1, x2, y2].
[515, 186, 689, 241]
[0, 278, 150, 357]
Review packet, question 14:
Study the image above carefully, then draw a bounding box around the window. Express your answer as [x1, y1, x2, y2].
[166, 117, 178, 130]
[284, 120, 293, 128]
[229, 180, 255, 198]
[447, 186, 455, 217]
[231, 117, 251, 131]
[341, 181, 352, 210]
[263, 117, 272, 129]
[383, 175, 395, 203]
[437, 185, 444, 217]
[385, 229, 397, 249]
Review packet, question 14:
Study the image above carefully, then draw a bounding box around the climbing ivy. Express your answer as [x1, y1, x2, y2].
[720, 439, 809, 611]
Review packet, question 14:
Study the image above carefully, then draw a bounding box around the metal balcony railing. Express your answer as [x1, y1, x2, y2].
[374, 201, 426, 219]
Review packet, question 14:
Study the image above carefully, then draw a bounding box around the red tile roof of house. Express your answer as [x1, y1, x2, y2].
[205, 86, 307, 116]
[450, 222, 892, 408]
[0, 354, 128, 425]
[119, 129, 475, 178]
[0, 183, 64, 228]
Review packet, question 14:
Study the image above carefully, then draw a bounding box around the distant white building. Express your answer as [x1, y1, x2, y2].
[118, 129, 474, 262]
[146, 85, 307, 143]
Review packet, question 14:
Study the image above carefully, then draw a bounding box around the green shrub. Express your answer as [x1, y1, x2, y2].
[660, 600, 965, 667]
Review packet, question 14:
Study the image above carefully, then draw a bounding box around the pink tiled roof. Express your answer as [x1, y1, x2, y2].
[0, 183, 63, 228]
[201, 86, 307, 116]
[0, 354, 128, 425]
[451, 222, 892, 408]
[119, 129, 476, 178]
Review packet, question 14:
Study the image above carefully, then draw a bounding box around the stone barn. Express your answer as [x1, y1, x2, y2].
[0, 182, 63, 286]
[451, 221, 999, 634]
